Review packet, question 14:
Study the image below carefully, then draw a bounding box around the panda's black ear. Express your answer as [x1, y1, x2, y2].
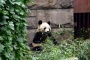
[47, 21, 50, 25]
[38, 20, 42, 25]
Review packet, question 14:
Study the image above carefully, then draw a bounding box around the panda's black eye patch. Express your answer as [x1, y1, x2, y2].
[44, 27, 46, 30]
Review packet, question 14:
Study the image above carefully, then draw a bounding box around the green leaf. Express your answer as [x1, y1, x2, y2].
[0, 57, 2, 60]
[0, 43, 5, 52]
[13, 14, 20, 19]
[8, 53, 15, 60]
[7, 46, 13, 51]
[21, 4, 26, 8]
[4, 52, 10, 58]
[17, 37, 24, 43]
[15, 9, 20, 13]
[0, 36, 3, 41]
[0, 0, 5, 3]
[8, 36, 12, 41]
[2, 11, 8, 15]
[4, 16, 9, 19]
[0, 19, 7, 25]
[8, 21, 14, 30]
[0, 0, 5, 6]
[14, 2, 22, 5]
[10, 7, 14, 12]
[20, 11, 24, 15]
[13, 44, 19, 50]
[6, 30, 11, 35]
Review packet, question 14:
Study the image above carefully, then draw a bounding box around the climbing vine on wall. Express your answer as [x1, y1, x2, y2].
[0, 0, 31, 60]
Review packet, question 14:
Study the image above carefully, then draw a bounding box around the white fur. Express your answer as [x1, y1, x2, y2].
[45, 29, 49, 32]
[32, 43, 41, 47]
[38, 22, 51, 32]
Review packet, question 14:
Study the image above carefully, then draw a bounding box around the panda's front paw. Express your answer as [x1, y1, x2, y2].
[32, 46, 43, 51]
[53, 41, 59, 45]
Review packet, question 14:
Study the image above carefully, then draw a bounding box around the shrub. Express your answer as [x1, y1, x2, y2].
[0, 0, 31, 60]
[78, 39, 90, 60]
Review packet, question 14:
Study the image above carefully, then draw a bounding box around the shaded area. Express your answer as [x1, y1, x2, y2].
[74, 13, 90, 39]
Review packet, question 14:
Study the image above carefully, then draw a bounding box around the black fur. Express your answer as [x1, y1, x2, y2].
[31, 32, 58, 51]
[47, 21, 50, 25]
[38, 20, 42, 25]
[33, 32, 49, 43]
[32, 46, 43, 51]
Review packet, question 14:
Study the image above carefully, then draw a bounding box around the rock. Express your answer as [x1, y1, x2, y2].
[27, 17, 38, 29]
[59, 0, 73, 8]
[27, 10, 37, 17]
[37, 10, 46, 21]
[28, 0, 73, 9]
[27, 9, 73, 28]
[47, 9, 73, 25]
[27, 29, 36, 44]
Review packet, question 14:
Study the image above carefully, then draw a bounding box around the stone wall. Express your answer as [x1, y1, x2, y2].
[28, 0, 73, 9]
[27, 0, 73, 44]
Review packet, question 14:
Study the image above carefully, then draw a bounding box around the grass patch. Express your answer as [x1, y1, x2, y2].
[29, 31, 90, 60]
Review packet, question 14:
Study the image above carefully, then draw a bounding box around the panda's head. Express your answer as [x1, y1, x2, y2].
[38, 20, 51, 33]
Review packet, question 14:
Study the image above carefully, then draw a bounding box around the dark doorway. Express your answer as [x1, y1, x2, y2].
[74, 13, 90, 39]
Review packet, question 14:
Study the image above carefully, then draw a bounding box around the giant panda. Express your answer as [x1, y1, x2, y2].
[29, 20, 58, 51]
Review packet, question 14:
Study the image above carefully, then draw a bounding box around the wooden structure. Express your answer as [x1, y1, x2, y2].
[74, 0, 90, 13]
[74, 0, 90, 38]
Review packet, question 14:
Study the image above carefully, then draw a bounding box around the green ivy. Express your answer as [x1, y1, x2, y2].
[0, 0, 31, 60]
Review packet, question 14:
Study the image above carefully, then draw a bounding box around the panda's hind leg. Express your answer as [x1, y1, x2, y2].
[32, 46, 43, 51]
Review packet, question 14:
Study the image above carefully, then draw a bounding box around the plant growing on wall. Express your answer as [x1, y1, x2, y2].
[0, 0, 31, 60]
